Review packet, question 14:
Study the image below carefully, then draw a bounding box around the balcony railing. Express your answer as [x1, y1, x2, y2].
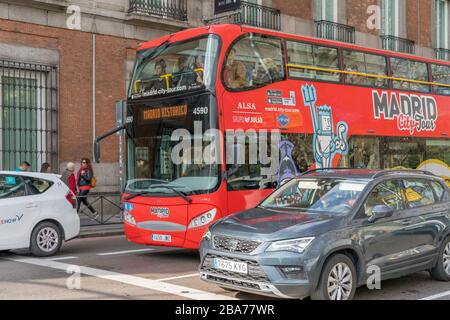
[206, 1, 281, 31]
[381, 35, 415, 54]
[128, 0, 187, 21]
[315, 20, 355, 44]
[435, 48, 450, 61]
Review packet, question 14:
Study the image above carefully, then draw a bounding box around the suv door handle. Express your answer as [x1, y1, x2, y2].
[26, 203, 38, 209]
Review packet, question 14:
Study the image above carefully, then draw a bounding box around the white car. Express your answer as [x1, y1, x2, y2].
[0, 171, 80, 256]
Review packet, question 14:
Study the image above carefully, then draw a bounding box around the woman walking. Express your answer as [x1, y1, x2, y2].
[61, 162, 77, 205]
[76, 158, 98, 219]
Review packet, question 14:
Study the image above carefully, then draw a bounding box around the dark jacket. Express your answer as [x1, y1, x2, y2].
[77, 168, 93, 190]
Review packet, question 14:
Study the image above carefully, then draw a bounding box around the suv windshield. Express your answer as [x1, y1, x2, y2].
[261, 178, 368, 214]
[129, 35, 219, 99]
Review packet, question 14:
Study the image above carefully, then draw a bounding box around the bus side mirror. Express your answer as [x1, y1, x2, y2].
[94, 142, 101, 163]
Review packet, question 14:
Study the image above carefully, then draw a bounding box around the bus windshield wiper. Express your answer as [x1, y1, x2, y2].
[125, 191, 155, 201]
[152, 184, 193, 203]
[125, 185, 192, 203]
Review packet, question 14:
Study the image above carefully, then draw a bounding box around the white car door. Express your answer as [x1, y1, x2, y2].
[0, 174, 41, 250]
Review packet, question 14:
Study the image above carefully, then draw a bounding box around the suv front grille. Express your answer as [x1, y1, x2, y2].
[212, 235, 261, 254]
[200, 254, 269, 282]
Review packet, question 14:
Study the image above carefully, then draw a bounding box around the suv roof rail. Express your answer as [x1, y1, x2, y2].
[372, 169, 436, 179]
[301, 168, 353, 175]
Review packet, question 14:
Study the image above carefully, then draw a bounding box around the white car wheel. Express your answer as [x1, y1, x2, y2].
[30, 222, 63, 257]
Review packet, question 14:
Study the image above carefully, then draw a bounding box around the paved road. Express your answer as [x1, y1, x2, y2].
[1, 235, 450, 300]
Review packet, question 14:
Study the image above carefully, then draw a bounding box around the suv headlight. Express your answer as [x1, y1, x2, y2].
[202, 229, 211, 242]
[188, 208, 217, 229]
[266, 237, 314, 254]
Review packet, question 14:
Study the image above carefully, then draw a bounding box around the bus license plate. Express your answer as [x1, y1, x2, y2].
[152, 234, 172, 242]
[213, 258, 248, 275]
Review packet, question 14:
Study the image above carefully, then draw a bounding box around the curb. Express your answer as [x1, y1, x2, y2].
[78, 231, 125, 239]
[78, 225, 125, 239]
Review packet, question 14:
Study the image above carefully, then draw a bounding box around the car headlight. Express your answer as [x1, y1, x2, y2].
[124, 210, 136, 226]
[266, 237, 315, 254]
[188, 208, 217, 229]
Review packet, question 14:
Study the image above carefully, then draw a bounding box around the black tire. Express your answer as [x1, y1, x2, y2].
[30, 222, 63, 257]
[311, 254, 357, 300]
[430, 237, 450, 281]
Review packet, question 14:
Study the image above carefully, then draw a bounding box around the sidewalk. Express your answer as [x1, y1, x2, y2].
[79, 224, 124, 238]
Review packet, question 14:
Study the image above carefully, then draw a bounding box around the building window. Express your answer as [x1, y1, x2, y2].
[435, 0, 449, 49]
[381, 0, 399, 36]
[0, 60, 58, 171]
[316, 0, 338, 22]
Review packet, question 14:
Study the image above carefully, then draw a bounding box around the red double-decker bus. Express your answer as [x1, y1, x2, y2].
[97, 24, 450, 249]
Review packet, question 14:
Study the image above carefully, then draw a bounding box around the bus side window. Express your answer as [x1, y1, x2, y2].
[286, 41, 339, 83]
[431, 64, 450, 96]
[391, 57, 430, 93]
[224, 33, 285, 90]
[342, 50, 388, 88]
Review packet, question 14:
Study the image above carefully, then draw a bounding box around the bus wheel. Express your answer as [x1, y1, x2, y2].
[30, 222, 63, 257]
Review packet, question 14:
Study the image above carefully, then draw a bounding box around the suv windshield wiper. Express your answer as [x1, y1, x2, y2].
[125, 185, 192, 203]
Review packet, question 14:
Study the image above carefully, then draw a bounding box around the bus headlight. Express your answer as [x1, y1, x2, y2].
[124, 211, 136, 226]
[188, 208, 217, 229]
[266, 237, 315, 254]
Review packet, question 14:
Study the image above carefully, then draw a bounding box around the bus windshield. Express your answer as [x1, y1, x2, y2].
[129, 35, 220, 99]
[126, 94, 220, 196]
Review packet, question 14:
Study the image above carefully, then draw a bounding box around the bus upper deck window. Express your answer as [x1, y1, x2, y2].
[224, 34, 284, 90]
[130, 35, 219, 99]
[391, 57, 429, 93]
[431, 64, 450, 95]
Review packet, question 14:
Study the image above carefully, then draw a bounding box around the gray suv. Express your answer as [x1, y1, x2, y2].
[199, 169, 450, 300]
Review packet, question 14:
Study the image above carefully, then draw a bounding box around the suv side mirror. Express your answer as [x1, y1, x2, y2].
[368, 205, 394, 223]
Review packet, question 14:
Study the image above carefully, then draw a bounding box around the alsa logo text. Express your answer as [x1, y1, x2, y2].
[237, 102, 256, 110]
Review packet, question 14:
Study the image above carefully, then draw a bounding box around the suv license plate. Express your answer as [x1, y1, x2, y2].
[213, 258, 248, 274]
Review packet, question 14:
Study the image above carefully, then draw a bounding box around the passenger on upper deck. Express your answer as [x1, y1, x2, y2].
[253, 58, 282, 86]
[223, 48, 247, 89]
[147, 59, 172, 92]
[173, 56, 196, 88]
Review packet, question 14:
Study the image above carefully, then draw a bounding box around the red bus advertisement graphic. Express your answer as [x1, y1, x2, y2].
[100, 24, 450, 249]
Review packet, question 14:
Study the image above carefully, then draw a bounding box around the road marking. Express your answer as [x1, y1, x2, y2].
[158, 273, 199, 281]
[96, 248, 155, 256]
[46, 256, 79, 261]
[5, 257, 237, 300]
[420, 291, 450, 300]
